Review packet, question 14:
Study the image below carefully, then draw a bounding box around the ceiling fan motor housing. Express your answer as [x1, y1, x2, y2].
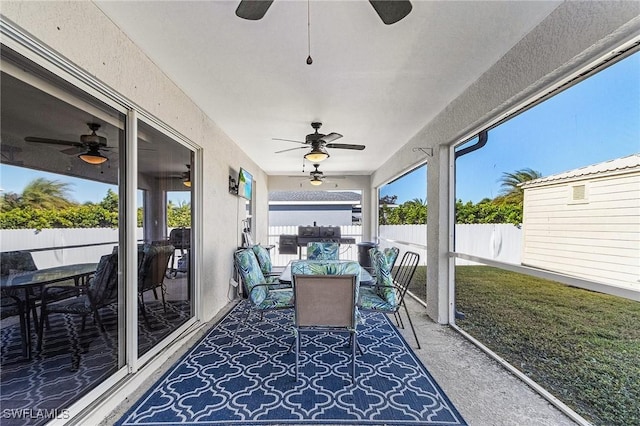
[81, 133, 107, 146]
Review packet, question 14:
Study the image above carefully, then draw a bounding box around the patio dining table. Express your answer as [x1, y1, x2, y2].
[1, 263, 98, 358]
[278, 260, 375, 285]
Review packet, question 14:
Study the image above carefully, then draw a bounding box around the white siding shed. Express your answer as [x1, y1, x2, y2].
[521, 154, 640, 291]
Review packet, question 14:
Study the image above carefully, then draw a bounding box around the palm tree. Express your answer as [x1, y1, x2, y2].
[407, 198, 426, 206]
[20, 178, 74, 209]
[496, 168, 542, 205]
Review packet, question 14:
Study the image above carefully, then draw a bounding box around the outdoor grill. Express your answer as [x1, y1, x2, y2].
[278, 226, 356, 257]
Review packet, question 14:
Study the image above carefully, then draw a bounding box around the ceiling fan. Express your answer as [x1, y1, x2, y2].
[25, 123, 111, 165]
[274, 122, 365, 162]
[308, 163, 327, 186]
[236, 0, 412, 25]
[290, 163, 345, 186]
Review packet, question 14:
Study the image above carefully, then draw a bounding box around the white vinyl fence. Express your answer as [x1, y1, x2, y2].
[379, 224, 523, 267]
[1, 228, 143, 268]
[3, 224, 521, 269]
[266, 224, 522, 268]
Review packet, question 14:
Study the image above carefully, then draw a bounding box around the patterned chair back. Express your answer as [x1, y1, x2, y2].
[234, 249, 268, 305]
[291, 260, 361, 300]
[370, 249, 397, 306]
[306, 242, 339, 260]
[251, 245, 273, 276]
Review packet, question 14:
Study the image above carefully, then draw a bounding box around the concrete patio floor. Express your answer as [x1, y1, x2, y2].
[102, 295, 578, 426]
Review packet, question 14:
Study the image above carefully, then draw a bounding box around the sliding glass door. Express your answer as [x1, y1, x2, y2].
[1, 45, 126, 418]
[136, 120, 194, 357]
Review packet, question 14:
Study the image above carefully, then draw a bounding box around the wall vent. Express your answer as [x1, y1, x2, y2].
[572, 184, 586, 201]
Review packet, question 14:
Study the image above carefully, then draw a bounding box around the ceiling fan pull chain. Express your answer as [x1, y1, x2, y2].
[306, 0, 313, 65]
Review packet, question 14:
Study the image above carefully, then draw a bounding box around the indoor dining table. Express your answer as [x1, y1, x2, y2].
[0, 263, 97, 358]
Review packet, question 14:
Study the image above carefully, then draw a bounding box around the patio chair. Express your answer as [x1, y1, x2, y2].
[232, 248, 294, 344]
[361, 246, 399, 286]
[291, 259, 360, 382]
[167, 228, 190, 278]
[138, 243, 174, 327]
[252, 244, 286, 283]
[358, 250, 421, 349]
[1, 291, 30, 359]
[37, 253, 118, 353]
[1, 250, 38, 277]
[306, 242, 339, 260]
[1, 250, 75, 332]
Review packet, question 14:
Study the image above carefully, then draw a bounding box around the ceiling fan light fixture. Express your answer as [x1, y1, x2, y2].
[78, 148, 108, 165]
[182, 165, 192, 187]
[310, 177, 323, 186]
[304, 146, 329, 162]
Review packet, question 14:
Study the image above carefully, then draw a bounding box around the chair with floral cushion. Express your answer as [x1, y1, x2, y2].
[251, 244, 285, 282]
[357, 250, 421, 348]
[291, 259, 361, 382]
[306, 242, 339, 260]
[362, 246, 399, 287]
[383, 246, 400, 271]
[232, 248, 294, 344]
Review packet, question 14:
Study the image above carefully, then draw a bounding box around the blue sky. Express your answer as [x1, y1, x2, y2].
[2, 53, 638, 206]
[0, 165, 115, 204]
[381, 52, 639, 204]
[0, 165, 191, 206]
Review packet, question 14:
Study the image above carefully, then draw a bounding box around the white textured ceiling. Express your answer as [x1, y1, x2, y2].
[95, 0, 561, 176]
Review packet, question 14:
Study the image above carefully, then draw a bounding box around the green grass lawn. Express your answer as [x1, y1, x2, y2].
[445, 266, 640, 426]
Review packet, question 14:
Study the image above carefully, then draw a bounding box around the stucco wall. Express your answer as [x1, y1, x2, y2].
[1, 1, 269, 321]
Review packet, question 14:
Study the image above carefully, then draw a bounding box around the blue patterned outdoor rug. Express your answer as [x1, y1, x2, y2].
[0, 300, 190, 426]
[116, 301, 467, 426]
